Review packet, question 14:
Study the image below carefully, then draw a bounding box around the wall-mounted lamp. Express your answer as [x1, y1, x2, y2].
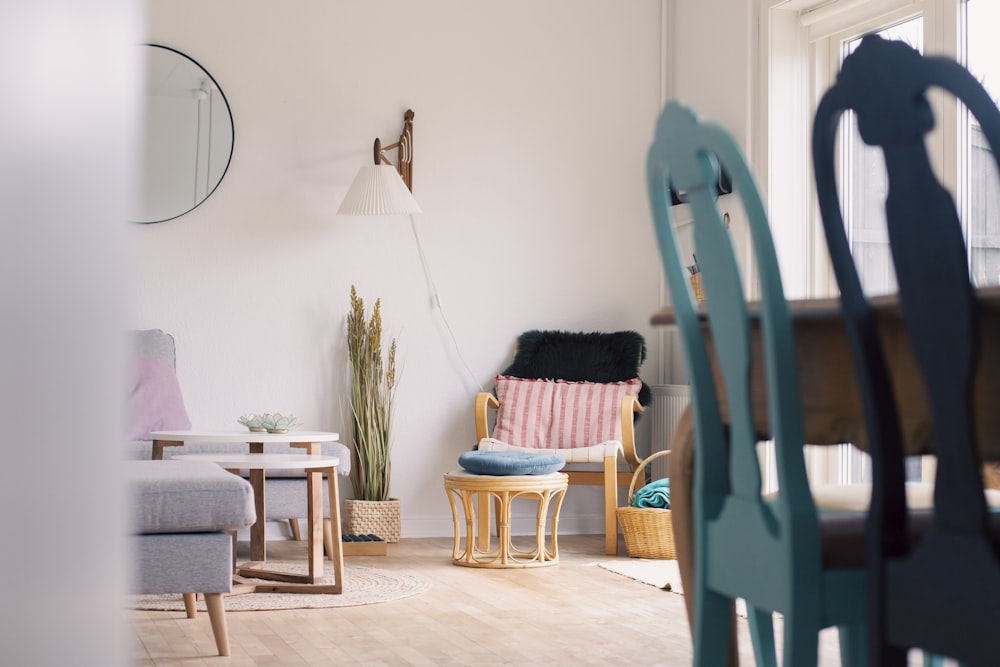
[334, 108, 482, 393]
[337, 109, 421, 216]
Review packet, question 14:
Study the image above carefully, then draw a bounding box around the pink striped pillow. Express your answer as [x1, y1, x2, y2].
[492, 375, 641, 450]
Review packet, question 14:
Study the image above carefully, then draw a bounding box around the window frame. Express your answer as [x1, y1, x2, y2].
[755, 0, 964, 486]
[755, 0, 962, 298]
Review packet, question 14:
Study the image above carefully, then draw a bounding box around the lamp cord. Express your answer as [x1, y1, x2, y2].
[408, 214, 486, 393]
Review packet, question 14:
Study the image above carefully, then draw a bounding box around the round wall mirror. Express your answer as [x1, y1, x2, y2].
[133, 44, 234, 224]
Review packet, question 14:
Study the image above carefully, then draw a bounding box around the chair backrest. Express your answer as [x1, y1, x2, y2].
[647, 101, 821, 662]
[501, 329, 650, 406]
[131, 328, 177, 371]
[812, 34, 1000, 664]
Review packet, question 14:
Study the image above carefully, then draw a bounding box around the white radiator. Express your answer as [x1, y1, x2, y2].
[649, 384, 691, 480]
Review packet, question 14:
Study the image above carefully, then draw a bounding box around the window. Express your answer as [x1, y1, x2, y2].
[964, 0, 1000, 286]
[766, 0, 1000, 296]
[840, 18, 923, 296]
[758, 0, 992, 486]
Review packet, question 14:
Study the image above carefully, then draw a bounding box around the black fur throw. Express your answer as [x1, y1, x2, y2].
[501, 330, 651, 407]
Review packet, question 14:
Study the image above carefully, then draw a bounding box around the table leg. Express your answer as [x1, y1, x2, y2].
[236, 465, 343, 594]
[326, 466, 344, 594]
[669, 410, 696, 637]
[151, 439, 183, 460]
[307, 468, 324, 582]
[295, 440, 325, 565]
[244, 441, 267, 562]
[222, 468, 241, 573]
[249, 468, 267, 562]
[291, 441, 320, 455]
[669, 407, 740, 666]
[290, 442, 344, 593]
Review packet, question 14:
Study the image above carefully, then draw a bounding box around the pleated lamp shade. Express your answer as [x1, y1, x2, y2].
[336, 164, 421, 216]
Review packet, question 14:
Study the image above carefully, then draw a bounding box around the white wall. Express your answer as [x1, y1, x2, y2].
[672, 0, 754, 149]
[136, 0, 667, 536]
[659, 0, 758, 383]
[671, 0, 755, 260]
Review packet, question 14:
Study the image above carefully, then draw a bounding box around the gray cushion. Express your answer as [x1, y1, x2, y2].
[127, 460, 256, 533]
[130, 328, 176, 370]
[264, 477, 336, 520]
[459, 450, 566, 475]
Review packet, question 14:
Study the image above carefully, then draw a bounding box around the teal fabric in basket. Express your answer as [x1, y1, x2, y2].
[458, 450, 565, 476]
[633, 478, 670, 509]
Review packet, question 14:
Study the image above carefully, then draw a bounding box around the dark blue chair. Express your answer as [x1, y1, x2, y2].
[813, 34, 1000, 667]
[648, 100, 867, 666]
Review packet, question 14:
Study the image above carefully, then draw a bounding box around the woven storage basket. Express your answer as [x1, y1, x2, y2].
[343, 498, 401, 543]
[617, 450, 676, 559]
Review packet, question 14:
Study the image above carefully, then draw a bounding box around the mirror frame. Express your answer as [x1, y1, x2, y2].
[133, 43, 235, 224]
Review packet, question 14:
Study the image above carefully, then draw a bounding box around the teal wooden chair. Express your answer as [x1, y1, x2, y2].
[647, 101, 867, 666]
[813, 34, 1000, 667]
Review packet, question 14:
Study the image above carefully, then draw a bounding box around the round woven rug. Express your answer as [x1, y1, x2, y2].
[131, 563, 431, 612]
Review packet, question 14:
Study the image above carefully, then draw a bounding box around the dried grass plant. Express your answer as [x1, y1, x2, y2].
[347, 285, 398, 502]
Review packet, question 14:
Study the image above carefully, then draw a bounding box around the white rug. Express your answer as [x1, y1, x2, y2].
[130, 563, 430, 612]
[597, 558, 683, 593]
[597, 558, 751, 617]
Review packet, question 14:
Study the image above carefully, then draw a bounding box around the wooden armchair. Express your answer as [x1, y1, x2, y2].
[473, 330, 649, 555]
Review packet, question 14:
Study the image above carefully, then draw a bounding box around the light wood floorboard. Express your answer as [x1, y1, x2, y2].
[129, 535, 844, 666]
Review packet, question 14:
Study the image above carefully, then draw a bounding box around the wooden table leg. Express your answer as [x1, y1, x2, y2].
[669, 407, 740, 666]
[293, 442, 345, 575]
[326, 466, 344, 594]
[237, 464, 344, 594]
[292, 441, 319, 455]
[247, 442, 266, 562]
[222, 468, 241, 574]
[293, 440, 328, 564]
[151, 439, 183, 460]
[668, 410, 696, 636]
[236, 441, 345, 594]
[249, 468, 267, 562]
[307, 468, 324, 582]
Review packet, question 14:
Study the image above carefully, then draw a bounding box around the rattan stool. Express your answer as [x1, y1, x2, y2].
[443, 471, 568, 568]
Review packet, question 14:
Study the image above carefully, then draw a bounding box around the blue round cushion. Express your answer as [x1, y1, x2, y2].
[458, 450, 566, 476]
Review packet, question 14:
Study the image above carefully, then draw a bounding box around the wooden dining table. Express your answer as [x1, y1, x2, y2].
[651, 285, 1000, 662]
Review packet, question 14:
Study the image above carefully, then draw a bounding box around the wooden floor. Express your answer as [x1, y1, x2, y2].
[129, 535, 845, 666]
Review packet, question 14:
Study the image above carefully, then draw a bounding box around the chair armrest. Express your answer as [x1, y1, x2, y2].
[620, 395, 645, 467]
[475, 392, 500, 441]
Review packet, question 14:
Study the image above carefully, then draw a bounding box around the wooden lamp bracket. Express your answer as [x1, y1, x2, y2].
[372, 109, 414, 192]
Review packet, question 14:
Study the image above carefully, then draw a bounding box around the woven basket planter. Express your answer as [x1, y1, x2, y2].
[343, 498, 401, 543]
